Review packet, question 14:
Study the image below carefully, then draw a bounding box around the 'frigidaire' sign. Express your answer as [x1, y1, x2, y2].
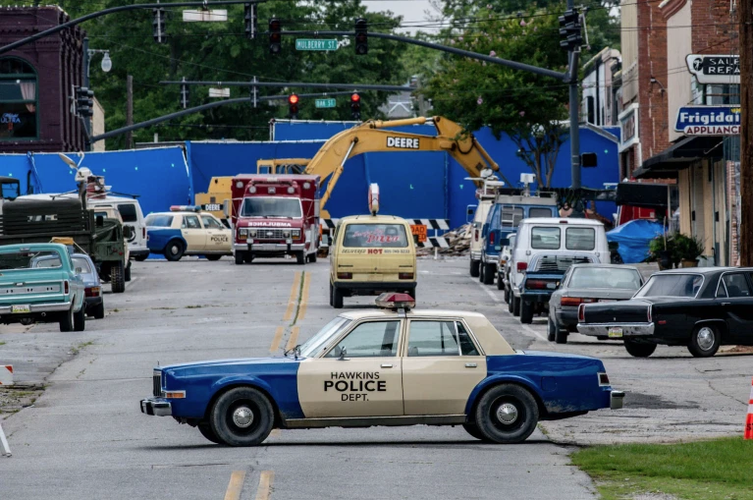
[685, 54, 740, 84]
[675, 105, 740, 136]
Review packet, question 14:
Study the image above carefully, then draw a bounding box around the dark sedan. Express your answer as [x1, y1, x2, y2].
[548, 264, 643, 344]
[577, 267, 753, 357]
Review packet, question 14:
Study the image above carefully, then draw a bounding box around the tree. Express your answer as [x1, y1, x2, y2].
[423, 4, 570, 187]
[0, 0, 409, 148]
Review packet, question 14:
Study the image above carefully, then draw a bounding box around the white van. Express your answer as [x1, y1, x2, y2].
[18, 194, 149, 262]
[468, 199, 493, 277]
[508, 218, 610, 299]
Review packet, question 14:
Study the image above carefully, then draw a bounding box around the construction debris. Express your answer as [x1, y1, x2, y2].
[416, 224, 472, 256]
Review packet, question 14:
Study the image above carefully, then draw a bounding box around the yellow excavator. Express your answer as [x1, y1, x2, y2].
[195, 116, 507, 223]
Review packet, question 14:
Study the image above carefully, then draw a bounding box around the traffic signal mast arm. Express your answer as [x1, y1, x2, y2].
[302, 116, 509, 210]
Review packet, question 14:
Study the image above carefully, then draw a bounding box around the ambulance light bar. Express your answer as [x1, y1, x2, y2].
[170, 205, 201, 212]
[375, 293, 415, 311]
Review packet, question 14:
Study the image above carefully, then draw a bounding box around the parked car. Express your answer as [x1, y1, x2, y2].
[516, 253, 597, 324]
[548, 264, 643, 344]
[0, 243, 86, 332]
[146, 207, 232, 261]
[508, 218, 610, 317]
[72, 253, 105, 319]
[141, 293, 624, 446]
[479, 196, 558, 285]
[577, 267, 753, 357]
[496, 233, 515, 291]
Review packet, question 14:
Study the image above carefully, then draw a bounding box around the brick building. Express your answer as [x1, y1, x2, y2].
[620, 0, 740, 265]
[0, 6, 86, 153]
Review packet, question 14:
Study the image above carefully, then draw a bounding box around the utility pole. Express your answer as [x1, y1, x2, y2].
[740, 0, 753, 266]
[566, 0, 581, 191]
[81, 36, 92, 151]
[126, 75, 134, 149]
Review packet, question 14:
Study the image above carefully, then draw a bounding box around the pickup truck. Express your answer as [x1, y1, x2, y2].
[0, 243, 87, 332]
[516, 253, 595, 324]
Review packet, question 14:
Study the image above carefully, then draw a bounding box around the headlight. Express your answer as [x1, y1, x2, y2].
[292, 229, 301, 237]
[239, 228, 248, 236]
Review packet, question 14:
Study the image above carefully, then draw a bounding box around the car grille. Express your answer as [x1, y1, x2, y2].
[251, 228, 287, 240]
[535, 255, 592, 272]
[153, 371, 162, 397]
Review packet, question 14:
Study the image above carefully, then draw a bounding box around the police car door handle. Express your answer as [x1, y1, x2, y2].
[465, 363, 477, 368]
[380, 363, 393, 368]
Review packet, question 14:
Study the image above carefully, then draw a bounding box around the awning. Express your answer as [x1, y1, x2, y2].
[633, 136, 724, 179]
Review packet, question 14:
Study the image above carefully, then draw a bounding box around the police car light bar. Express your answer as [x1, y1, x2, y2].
[170, 205, 201, 212]
[375, 292, 415, 311]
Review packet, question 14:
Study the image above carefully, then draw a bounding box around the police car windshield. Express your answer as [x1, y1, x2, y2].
[299, 317, 352, 358]
[241, 197, 302, 218]
[146, 214, 174, 227]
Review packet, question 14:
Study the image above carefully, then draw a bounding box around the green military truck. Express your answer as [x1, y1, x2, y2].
[0, 197, 131, 293]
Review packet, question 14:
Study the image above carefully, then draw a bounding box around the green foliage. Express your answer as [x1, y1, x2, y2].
[1, 0, 409, 148]
[422, 3, 570, 187]
[649, 233, 704, 265]
[572, 437, 753, 500]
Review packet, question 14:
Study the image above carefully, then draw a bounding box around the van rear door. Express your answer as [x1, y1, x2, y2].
[337, 222, 415, 281]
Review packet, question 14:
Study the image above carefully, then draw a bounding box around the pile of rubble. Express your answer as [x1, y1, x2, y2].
[416, 223, 472, 256]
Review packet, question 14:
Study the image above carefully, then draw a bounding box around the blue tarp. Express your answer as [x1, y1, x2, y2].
[607, 219, 665, 263]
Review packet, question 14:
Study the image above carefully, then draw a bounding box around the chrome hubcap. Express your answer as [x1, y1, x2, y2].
[232, 406, 254, 428]
[496, 403, 519, 425]
[697, 327, 715, 351]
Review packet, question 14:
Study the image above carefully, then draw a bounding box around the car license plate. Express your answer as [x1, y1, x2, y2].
[11, 304, 31, 314]
[608, 327, 623, 338]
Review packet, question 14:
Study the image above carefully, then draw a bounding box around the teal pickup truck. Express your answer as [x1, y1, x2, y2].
[0, 243, 87, 332]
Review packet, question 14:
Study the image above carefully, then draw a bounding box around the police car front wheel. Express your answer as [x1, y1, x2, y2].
[474, 384, 538, 444]
[210, 387, 274, 446]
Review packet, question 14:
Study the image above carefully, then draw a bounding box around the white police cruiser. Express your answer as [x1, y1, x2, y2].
[145, 206, 232, 261]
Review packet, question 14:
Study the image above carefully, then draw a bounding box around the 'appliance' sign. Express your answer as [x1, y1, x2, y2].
[675, 105, 741, 136]
[685, 54, 740, 84]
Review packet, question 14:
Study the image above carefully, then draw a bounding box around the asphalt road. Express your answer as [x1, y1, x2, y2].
[0, 257, 751, 500]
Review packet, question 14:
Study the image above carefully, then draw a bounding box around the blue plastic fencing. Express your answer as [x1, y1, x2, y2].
[273, 122, 620, 228]
[0, 147, 190, 216]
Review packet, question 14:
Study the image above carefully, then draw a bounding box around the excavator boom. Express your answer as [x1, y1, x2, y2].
[303, 116, 510, 209]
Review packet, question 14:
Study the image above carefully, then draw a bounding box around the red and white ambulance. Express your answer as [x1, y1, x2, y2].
[231, 174, 320, 265]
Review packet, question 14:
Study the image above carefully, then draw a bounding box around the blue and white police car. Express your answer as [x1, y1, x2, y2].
[141, 293, 624, 446]
[145, 206, 232, 261]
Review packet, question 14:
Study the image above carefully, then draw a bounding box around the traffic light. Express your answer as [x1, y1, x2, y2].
[180, 77, 190, 109]
[244, 3, 257, 40]
[75, 86, 94, 118]
[355, 18, 367, 55]
[350, 93, 361, 120]
[152, 7, 166, 44]
[558, 9, 582, 51]
[288, 94, 299, 119]
[269, 18, 281, 54]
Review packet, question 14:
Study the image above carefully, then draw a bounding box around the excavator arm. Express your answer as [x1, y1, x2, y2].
[302, 116, 510, 210]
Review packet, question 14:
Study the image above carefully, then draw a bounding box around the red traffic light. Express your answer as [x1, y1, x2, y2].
[350, 93, 360, 103]
[289, 94, 299, 104]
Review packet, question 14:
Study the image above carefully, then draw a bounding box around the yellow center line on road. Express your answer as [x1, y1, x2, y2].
[223, 470, 246, 500]
[269, 326, 284, 354]
[255, 470, 275, 500]
[296, 272, 311, 321]
[282, 271, 303, 322]
[285, 326, 300, 351]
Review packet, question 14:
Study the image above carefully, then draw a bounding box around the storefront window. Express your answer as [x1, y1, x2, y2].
[0, 57, 38, 140]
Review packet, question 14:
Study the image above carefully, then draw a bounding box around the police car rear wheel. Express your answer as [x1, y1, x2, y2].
[210, 387, 274, 446]
[474, 384, 538, 444]
[198, 423, 222, 444]
[462, 423, 490, 441]
[165, 242, 184, 262]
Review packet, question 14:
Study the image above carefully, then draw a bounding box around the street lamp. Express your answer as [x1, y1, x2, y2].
[87, 48, 112, 77]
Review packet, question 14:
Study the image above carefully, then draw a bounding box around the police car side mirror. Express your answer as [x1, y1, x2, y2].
[337, 346, 348, 360]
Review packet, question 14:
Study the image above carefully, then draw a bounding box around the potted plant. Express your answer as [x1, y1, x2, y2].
[673, 234, 704, 267]
[649, 235, 674, 270]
